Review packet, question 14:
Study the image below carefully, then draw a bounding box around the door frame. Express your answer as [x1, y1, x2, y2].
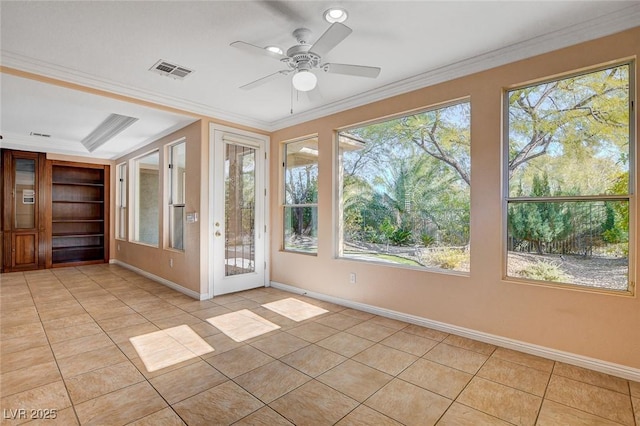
[208, 123, 270, 297]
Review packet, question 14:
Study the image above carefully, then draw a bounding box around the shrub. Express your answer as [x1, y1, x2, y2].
[421, 233, 436, 247]
[520, 261, 569, 282]
[390, 228, 413, 246]
[426, 248, 467, 270]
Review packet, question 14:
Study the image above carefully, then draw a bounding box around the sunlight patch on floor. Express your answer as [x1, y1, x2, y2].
[130, 325, 214, 372]
[262, 297, 328, 322]
[207, 309, 280, 342]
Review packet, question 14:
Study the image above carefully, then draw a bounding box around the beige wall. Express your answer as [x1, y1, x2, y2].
[269, 27, 640, 369]
[112, 121, 204, 294]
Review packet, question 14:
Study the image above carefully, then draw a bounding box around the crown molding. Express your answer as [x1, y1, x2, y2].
[0, 51, 274, 132]
[2, 5, 639, 133]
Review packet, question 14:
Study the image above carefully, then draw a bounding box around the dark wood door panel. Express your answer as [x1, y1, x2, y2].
[12, 232, 37, 269]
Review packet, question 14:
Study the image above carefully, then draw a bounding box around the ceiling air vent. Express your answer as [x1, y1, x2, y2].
[30, 132, 51, 138]
[150, 60, 194, 80]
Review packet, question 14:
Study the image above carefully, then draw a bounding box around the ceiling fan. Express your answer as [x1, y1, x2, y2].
[231, 22, 381, 92]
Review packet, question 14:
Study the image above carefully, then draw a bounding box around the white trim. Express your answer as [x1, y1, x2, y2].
[110, 259, 207, 300]
[2, 4, 638, 133]
[208, 123, 270, 297]
[270, 280, 640, 382]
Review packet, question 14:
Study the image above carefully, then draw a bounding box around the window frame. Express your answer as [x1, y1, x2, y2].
[502, 60, 636, 295]
[334, 99, 472, 274]
[131, 149, 161, 247]
[115, 162, 127, 241]
[166, 138, 186, 252]
[282, 136, 319, 255]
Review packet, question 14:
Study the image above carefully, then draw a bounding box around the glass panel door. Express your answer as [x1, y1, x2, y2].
[211, 127, 266, 296]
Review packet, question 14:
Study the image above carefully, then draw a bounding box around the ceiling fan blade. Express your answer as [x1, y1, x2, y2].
[309, 22, 352, 57]
[240, 70, 291, 90]
[230, 41, 287, 60]
[322, 63, 381, 78]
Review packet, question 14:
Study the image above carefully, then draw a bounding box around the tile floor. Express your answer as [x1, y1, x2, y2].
[1, 264, 639, 426]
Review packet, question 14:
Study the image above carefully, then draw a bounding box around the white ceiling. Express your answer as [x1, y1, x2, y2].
[1, 1, 639, 159]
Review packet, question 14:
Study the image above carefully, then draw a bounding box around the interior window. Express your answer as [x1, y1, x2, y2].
[133, 150, 160, 246]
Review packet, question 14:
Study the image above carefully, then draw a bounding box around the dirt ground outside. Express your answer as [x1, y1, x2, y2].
[507, 252, 628, 291]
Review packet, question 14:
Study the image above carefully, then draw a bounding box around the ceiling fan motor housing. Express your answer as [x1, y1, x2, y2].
[285, 44, 321, 70]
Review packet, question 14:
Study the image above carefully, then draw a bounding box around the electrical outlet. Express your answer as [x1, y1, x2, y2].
[349, 273, 356, 284]
[169, 258, 173, 268]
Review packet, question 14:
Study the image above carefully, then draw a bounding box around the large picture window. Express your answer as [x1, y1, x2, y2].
[133, 150, 160, 246]
[338, 101, 471, 272]
[168, 140, 186, 250]
[505, 63, 633, 292]
[283, 137, 318, 253]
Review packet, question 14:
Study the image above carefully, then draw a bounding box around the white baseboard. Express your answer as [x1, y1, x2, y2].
[110, 259, 207, 300]
[271, 281, 640, 382]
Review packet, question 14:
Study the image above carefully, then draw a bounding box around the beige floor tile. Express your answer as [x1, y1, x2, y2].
[381, 330, 438, 356]
[126, 408, 186, 425]
[346, 321, 397, 342]
[633, 397, 640, 425]
[235, 360, 310, 403]
[286, 322, 339, 342]
[23, 406, 79, 425]
[545, 375, 634, 425]
[270, 380, 358, 426]
[353, 343, 418, 376]
[250, 331, 309, 358]
[280, 344, 347, 377]
[553, 362, 629, 394]
[1, 322, 45, 341]
[97, 312, 150, 331]
[206, 344, 274, 378]
[340, 308, 376, 321]
[41, 313, 94, 331]
[443, 334, 496, 355]
[403, 324, 449, 341]
[437, 402, 511, 425]
[65, 361, 145, 404]
[188, 321, 221, 338]
[106, 322, 161, 344]
[173, 380, 263, 425]
[369, 316, 408, 331]
[57, 345, 128, 378]
[399, 358, 472, 399]
[630, 380, 640, 398]
[0, 381, 71, 419]
[262, 297, 329, 321]
[336, 404, 402, 426]
[150, 360, 227, 404]
[45, 321, 102, 344]
[130, 353, 202, 380]
[0, 331, 49, 355]
[491, 347, 554, 373]
[88, 305, 137, 321]
[317, 359, 392, 402]
[537, 399, 624, 426]
[365, 378, 451, 426]
[315, 312, 365, 330]
[477, 356, 550, 396]
[457, 377, 541, 426]
[233, 406, 294, 425]
[1, 361, 61, 397]
[202, 332, 244, 356]
[151, 312, 203, 329]
[1, 345, 55, 372]
[317, 331, 375, 358]
[50, 332, 114, 359]
[190, 305, 233, 320]
[424, 343, 489, 374]
[75, 381, 167, 425]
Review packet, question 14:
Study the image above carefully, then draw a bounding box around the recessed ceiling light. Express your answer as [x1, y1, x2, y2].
[324, 8, 348, 23]
[265, 46, 283, 55]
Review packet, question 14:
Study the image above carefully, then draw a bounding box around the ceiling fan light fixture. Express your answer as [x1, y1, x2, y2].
[265, 45, 283, 55]
[292, 70, 317, 92]
[324, 8, 348, 23]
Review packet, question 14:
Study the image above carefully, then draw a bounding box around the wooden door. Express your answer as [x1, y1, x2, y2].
[1, 150, 47, 271]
